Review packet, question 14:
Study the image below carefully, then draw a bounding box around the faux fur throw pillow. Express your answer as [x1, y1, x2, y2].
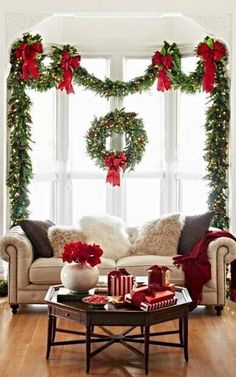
[130, 214, 185, 256]
[79, 215, 131, 261]
[48, 226, 87, 258]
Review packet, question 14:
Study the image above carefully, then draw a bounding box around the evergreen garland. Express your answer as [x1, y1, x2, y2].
[7, 34, 230, 228]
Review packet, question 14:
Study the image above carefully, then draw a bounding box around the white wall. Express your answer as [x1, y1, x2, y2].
[0, 0, 236, 233]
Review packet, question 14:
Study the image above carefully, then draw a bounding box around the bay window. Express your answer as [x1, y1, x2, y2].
[27, 54, 208, 226]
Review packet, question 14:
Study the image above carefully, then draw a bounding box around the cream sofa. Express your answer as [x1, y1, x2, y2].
[1, 225, 236, 315]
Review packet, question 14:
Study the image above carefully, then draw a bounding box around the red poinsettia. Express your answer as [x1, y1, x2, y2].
[61, 242, 103, 267]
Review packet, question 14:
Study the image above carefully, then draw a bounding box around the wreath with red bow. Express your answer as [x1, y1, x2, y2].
[86, 109, 148, 186]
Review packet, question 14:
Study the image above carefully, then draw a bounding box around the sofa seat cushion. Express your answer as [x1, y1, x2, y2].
[117, 255, 185, 286]
[29, 257, 116, 285]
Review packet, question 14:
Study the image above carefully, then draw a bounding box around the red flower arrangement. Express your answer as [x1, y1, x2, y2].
[61, 242, 103, 267]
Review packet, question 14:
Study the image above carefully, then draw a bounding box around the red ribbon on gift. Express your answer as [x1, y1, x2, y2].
[197, 40, 226, 93]
[104, 152, 127, 187]
[15, 42, 43, 81]
[152, 51, 172, 91]
[58, 51, 80, 94]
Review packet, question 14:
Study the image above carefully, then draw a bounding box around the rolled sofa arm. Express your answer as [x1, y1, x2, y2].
[0, 226, 34, 303]
[207, 237, 236, 263]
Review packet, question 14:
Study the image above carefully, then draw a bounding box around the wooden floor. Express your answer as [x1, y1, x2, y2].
[0, 299, 236, 377]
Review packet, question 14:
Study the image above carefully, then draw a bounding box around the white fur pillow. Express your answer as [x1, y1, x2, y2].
[79, 215, 131, 261]
[130, 214, 185, 256]
[48, 226, 87, 258]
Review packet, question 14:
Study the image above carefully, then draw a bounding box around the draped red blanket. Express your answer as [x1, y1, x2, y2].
[173, 231, 236, 311]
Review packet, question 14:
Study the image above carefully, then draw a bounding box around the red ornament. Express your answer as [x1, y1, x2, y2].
[15, 42, 43, 81]
[104, 151, 127, 187]
[58, 51, 80, 94]
[197, 40, 226, 93]
[61, 242, 103, 267]
[152, 51, 172, 91]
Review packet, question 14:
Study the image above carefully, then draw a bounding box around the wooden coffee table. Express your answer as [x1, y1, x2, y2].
[44, 281, 192, 374]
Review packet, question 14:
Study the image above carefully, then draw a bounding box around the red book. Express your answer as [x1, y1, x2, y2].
[145, 290, 174, 304]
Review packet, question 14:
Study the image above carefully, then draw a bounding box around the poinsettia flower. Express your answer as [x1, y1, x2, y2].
[61, 241, 103, 267]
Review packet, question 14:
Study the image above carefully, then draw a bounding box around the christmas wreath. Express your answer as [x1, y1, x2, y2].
[86, 109, 148, 186]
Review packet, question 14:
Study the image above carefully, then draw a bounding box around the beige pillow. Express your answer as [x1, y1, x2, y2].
[130, 214, 185, 256]
[48, 226, 87, 258]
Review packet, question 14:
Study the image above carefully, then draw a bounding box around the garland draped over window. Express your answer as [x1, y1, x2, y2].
[7, 33, 230, 228]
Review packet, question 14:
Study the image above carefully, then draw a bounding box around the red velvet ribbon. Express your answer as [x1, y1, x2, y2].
[104, 152, 127, 187]
[197, 41, 226, 93]
[148, 265, 170, 285]
[58, 51, 80, 94]
[152, 51, 172, 91]
[15, 42, 43, 80]
[131, 283, 164, 307]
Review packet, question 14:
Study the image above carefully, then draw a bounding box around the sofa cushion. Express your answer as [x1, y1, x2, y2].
[19, 219, 54, 258]
[79, 215, 131, 261]
[29, 257, 116, 284]
[130, 214, 184, 256]
[48, 226, 87, 257]
[178, 211, 214, 255]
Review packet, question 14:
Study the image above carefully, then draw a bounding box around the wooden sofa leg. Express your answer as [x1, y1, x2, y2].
[10, 304, 19, 314]
[215, 305, 223, 316]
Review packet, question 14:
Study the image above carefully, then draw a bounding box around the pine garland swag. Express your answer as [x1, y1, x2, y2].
[7, 34, 230, 227]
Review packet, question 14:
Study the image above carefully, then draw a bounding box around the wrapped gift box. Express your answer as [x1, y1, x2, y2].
[148, 265, 170, 286]
[145, 290, 174, 304]
[124, 293, 177, 312]
[108, 269, 134, 296]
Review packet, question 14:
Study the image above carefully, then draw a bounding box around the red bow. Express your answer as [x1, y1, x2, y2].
[58, 51, 80, 94]
[104, 152, 127, 187]
[197, 40, 226, 93]
[152, 51, 172, 91]
[15, 42, 43, 80]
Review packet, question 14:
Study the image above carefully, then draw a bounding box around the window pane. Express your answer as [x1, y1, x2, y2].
[125, 178, 161, 226]
[69, 58, 110, 172]
[179, 179, 209, 214]
[27, 89, 56, 174]
[28, 182, 54, 220]
[72, 179, 106, 223]
[123, 58, 164, 172]
[177, 57, 207, 173]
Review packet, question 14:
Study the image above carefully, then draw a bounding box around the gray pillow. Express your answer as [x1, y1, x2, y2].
[178, 211, 214, 255]
[19, 220, 55, 258]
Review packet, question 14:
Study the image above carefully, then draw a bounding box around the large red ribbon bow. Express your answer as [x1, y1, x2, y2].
[197, 40, 226, 93]
[58, 51, 80, 94]
[152, 51, 172, 91]
[104, 152, 127, 187]
[15, 42, 43, 81]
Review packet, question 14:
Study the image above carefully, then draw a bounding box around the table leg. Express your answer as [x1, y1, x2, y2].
[183, 315, 189, 362]
[46, 313, 53, 359]
[144, 326, 150, 375]
[86, 326, 91, 373]
[52, 316, 57, 342]
[179, 317, 183, 345]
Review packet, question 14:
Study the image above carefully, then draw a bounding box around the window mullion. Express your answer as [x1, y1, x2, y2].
[107, 55, 124, 218]
[56, 91, 72, 225]
[163, 91, 178, 214]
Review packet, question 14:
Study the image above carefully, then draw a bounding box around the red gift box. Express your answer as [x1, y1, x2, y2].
[124, 293, 177, 311]
[108, 269, 134, 296]
[148, 265, 170, 286]
[145, 290, 174, 304]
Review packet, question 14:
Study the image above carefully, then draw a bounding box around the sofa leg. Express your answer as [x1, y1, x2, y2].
[10, 304, 19, 314]
[215, 305, 223, 316]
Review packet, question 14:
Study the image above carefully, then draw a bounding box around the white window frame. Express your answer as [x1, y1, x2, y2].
[29, 48, 207, 224]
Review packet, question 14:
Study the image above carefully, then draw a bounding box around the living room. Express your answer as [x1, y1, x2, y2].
[1, 0, 236, 376]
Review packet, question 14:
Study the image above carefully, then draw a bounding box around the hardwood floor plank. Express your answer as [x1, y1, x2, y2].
[0, 301, 236, 377]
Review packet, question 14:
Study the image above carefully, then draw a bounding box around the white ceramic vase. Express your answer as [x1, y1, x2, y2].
[60, 262, 99, 293]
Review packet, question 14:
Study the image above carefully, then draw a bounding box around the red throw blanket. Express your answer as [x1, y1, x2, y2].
[173, 231, 236, 311]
